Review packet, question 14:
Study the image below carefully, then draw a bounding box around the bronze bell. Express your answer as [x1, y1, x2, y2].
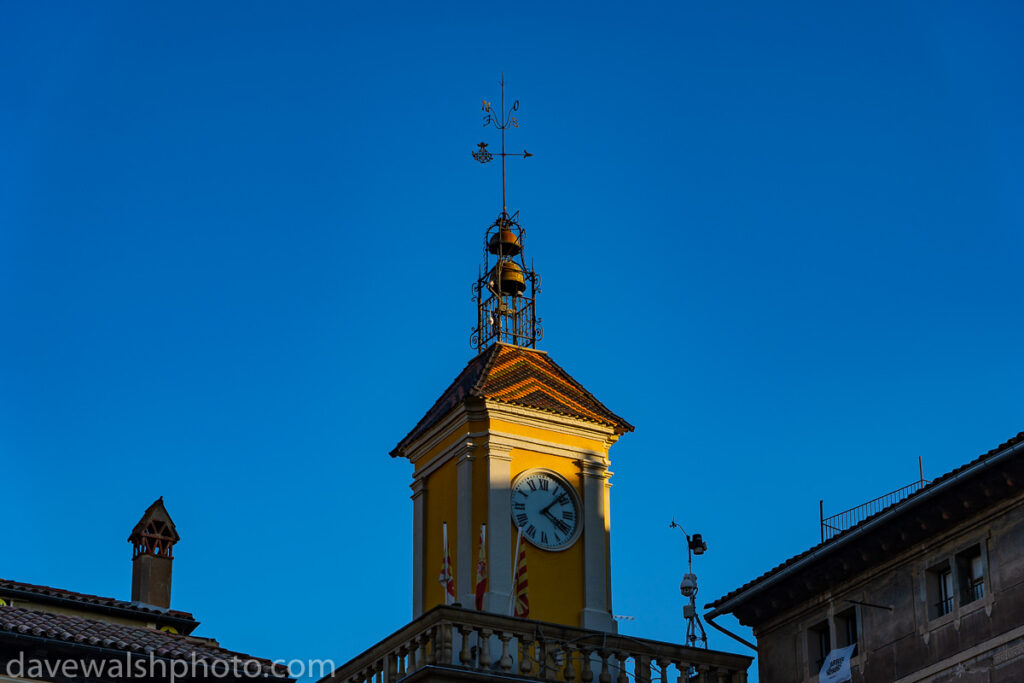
[490, 260, 526, 296]
[488, 227, 522, 256]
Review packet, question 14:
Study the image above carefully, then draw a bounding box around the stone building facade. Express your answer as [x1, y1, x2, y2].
[706, 431, 1024, 682]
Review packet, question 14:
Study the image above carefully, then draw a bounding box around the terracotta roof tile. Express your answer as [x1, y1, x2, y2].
[392, 344, 633, 456]
[0, 606, 288, 677]
[0, 579, 195, 622]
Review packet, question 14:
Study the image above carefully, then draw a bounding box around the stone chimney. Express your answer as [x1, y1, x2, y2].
[128, 497, 180, 608]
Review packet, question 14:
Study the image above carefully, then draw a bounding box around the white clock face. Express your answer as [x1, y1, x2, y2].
[510, 469, 581, 551]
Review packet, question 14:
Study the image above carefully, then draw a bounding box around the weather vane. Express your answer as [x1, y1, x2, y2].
[472, 73, 533, 217]
[469, 75, 541, 352]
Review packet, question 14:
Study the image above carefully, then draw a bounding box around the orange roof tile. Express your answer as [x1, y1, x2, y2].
[392, 344, 633, 456]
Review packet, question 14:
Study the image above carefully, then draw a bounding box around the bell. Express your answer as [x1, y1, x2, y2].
[488, 228, 522, 256]
[491, 260, 526, 296]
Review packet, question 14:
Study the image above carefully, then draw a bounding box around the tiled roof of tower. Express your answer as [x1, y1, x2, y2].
[0, 607, 289, 677]
[0, 579, 196, 623]
[392, 343, 633, 456]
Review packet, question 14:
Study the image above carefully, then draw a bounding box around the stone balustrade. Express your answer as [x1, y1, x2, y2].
[320, 606, 750, 683]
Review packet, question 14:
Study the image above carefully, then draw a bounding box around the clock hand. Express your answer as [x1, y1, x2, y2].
[540, 492, 561, 516]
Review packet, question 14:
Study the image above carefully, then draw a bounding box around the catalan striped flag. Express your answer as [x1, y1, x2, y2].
[474, 523, 487, 610]
[439, 522, 456, 605]
[512, 532, 529, 617]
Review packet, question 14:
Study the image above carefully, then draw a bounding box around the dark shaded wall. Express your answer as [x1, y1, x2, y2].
[753, 497, 1024, 682]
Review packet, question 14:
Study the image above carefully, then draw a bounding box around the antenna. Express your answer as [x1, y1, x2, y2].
[670, 519, 708, 649]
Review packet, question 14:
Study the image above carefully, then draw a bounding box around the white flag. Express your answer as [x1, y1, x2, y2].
[818, 644, 856, 683]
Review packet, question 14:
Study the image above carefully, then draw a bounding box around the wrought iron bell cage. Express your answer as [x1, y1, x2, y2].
[472, 212, 541, 350]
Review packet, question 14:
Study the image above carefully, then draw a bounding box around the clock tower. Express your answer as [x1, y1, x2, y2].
[390, 79, 633, 633]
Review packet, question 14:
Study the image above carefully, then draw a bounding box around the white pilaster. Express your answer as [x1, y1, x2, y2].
[456, 442, 475, 607]
[485, 444, 513, 612]
[411, 477, 426, 618]
[579, 460, 616, 632]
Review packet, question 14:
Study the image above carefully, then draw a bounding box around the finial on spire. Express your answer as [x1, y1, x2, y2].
[470, 76, 541, 350]
[473, 74, 533, 218]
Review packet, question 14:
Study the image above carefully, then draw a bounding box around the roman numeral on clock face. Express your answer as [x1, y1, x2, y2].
[510, 469, 580, 551]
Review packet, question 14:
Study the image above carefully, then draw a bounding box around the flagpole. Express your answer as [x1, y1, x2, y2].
[475, 523, 488, 611]
[508, 528, 523, 616]
[442, 522, 453, 605]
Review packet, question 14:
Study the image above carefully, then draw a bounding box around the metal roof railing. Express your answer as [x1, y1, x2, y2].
[820, 478, 928, 543]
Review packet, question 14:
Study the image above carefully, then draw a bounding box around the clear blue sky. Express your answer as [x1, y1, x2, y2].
[2, 2, 1021, 680]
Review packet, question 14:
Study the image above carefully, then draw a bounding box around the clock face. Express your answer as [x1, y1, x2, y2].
[510, 469, 581, 551]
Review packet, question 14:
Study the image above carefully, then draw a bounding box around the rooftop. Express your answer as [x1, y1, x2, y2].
[0, 578, 198, 634]
[706, 430, 1024, 624]
[392, 343, 634, 457]
[0, 606, 288, 678]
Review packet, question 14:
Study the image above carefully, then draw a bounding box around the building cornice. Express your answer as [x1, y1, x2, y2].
[398, 401, 618, 474]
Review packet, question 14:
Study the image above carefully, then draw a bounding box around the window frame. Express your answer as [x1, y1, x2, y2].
[835, 606, 859, 654]
[806, 619, 831, 678]
[802, 604, 862, 681]
[922, 538, 991, 625]
[956, 545, 986, 606]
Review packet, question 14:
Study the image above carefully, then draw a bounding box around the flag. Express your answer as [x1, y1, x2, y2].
[439, 522, 455, 605]
[818, 644, 856, 683]
[474, 524, 487, 610]
[512, 532, 529, 617]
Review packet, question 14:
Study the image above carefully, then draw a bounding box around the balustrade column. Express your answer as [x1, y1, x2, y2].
[478, 628, 493, 668]
[520, 636, 535, 675]
[497, 631, 514, 671]
[615, 652, 629, 683]
[577, 647, 593, 683]
[597, 650, 611, 683]
[634, 654, 650, 683]
[459, 625, 474, 665]
[655, 658, 670, 683]
[424, 627, 437, 665]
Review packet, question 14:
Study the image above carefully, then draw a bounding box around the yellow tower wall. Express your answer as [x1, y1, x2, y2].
[420, 453, 459, 610]
[505, 447, 588, 625]
[409, 404, 619, 629]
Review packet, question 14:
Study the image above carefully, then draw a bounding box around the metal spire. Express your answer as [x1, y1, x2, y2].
[470, 76, 541, 351]
[473, 73, 533, 218]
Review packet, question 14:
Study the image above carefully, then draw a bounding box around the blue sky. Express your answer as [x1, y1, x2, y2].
[2, 2, 1021, 680]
